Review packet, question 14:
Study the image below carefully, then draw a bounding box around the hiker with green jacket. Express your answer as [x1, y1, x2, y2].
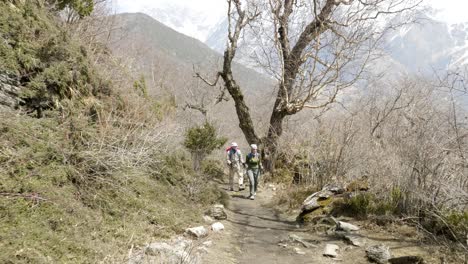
[246, 144, 262, 200]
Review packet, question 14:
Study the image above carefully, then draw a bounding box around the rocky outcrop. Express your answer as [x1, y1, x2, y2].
[0, 73, 22, 111]
[296, 184, 345, 223]
[296, 179, 369, 223]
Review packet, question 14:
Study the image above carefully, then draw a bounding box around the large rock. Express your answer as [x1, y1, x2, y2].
[207, 204, 227, 220]
[366, 244, 392, 264]
[301, 190, 334, 211]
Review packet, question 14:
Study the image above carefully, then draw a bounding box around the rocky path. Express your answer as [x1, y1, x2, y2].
[202, 185, 445, 264]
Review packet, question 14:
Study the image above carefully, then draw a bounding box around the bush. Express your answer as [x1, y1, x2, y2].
[422, 210, 468, 243]
[201, 159, 225, 180]
[0, 1, 104, 117]
[333, 188, 407, 219]
[183, 122, 226, 171]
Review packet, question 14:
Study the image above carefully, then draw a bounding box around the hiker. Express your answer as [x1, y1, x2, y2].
[226, 142, 245, 191]
[246, 144, 262, 200]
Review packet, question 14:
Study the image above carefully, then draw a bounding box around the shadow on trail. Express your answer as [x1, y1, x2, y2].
[230, 194, 249, 199]
[229, 208, 298, 226]
[225, 206, 309, 232]
[225, 218, 305, 232]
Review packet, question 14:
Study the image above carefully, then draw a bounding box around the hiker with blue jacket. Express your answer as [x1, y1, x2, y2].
[246, 144, 262, 200]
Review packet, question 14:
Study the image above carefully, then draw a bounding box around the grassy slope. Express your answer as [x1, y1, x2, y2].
[0, 2, 227, 263]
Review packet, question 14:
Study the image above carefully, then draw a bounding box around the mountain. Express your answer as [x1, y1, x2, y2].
[205, 14, 468, 75]
[383, 17, 468, 73]
[141, 3, 225, 42]
[110, 13, 272, 96]
[108, 13, 275, 140]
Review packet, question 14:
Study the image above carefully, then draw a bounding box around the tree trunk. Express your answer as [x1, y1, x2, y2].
[262, 106, 287, 172]
[221, 49, 260, 146]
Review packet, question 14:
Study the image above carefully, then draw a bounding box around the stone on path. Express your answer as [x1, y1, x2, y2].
[211, 222, 225, 232]
[288, 234, 316, 248]
[366, 244, 392, 264]
[337, 221, 360, 232]
[186, 226, 208, 238]
[294, 247, 306, 255]
[323, 244, 339, 258]
[343, 234, 363, 247]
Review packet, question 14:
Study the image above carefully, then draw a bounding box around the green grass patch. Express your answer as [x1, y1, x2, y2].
[0, 115, 226, 263]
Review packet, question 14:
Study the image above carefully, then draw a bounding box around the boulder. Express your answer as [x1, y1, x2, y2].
[301, 190, 334, 211]
[186, 226, 208, 238]
[366, 245, 391, 264]
[211, 222, 225, 232]
[323, 244, 339, 258]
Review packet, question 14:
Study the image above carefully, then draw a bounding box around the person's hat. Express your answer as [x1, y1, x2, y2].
[250, 144, 258, 150]
[231, 142, 238, 147]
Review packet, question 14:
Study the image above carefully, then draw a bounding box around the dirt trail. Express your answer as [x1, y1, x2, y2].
[202, 185, 445, 264]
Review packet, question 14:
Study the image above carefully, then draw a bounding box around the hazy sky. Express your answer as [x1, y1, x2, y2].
[115, 0, 468, 25]
[428, 0, 468, 24]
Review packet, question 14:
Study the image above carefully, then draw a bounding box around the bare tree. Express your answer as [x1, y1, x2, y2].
[198, 0, 421, 171]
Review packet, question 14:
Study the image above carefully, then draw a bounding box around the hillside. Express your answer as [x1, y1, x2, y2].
[0, 2, 228, 263]
[110, 12, 273, 96]
[1, 1, 466, 263]
[108, 12, 275, 141]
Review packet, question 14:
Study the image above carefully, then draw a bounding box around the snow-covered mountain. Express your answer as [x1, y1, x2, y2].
[141, 3, 225, 42]
[205, 14, 468, 74]
[383, 17, 468, 73]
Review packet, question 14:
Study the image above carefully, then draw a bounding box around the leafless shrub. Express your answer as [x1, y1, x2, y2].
[276, 71, 467, 244]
